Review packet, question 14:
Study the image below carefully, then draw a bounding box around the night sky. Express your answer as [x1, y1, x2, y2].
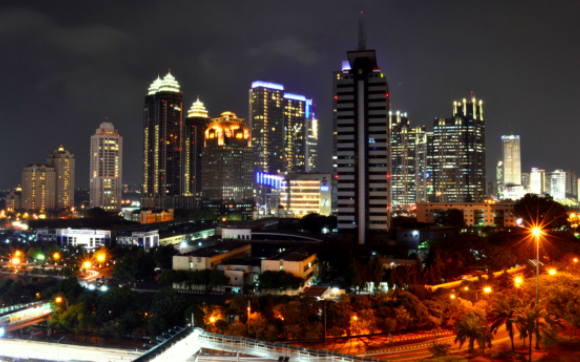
[1, 1, 579, 189]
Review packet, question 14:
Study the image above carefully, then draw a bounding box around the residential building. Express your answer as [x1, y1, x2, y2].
[172, 243, 251, 271]
[390, 111, 426, 210]
[486, 179, 496, 196]
[47, 146, 75, 209]
[415, 132, 429, 203]
[261, 246, 318, 280]
[21, 164, 56, 211]
[279, 173, 332, 217]
[427, 97, 486, 203]
[201, 112, 254, 217]
[521, 173, 530, 190]
[501, 135, 521, 187]
[333, 45, 390, 244]
[90, 122, 122, 211]
[6, 186, 22, 210]
[183, 97, 211, 204]
[142, 72, 194, 210]
[416, 200, 517, 227]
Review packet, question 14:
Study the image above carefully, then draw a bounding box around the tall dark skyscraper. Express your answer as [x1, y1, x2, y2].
[183, 97, 211, 203]
[427, 97, 486, 203]
[142, 72, 194, 209]
[332, 45, 391, 244]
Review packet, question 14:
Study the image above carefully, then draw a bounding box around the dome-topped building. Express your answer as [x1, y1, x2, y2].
[205, 112, 251, 146]
[148, 72, 180, 95]
[187, 96, 209, 118]
[184, 96, 211, 198]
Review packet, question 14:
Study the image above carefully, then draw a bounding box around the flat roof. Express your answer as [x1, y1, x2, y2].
[267, 246, 316, 262]
[302, 286, 329, 298]
[220, 257, 262, 267]
[180, 242, 250, 258]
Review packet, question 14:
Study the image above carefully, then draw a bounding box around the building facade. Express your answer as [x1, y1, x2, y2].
[547, 169, 566, 201]
[390, 111, 426, 210]
[21, 164, 56, 210]
[142, 72, 194, 209]
[183, 97, 211, 203]
[427, 97, 486, 203]
[47, 146, 75, 209]
[529, 168, 546, 194]
[333, 48, 390, 244]
[90, 122, 122, 211]
[501, 135, 521, 187]
[201, 112, 254, 216]
[279, 173, 332, 217]
[416, 200, 517, 227]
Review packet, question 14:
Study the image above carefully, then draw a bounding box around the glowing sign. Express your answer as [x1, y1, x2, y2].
[425, 173, 430, 178]
[320, 186, 329, 192]
[341, 60, 351, 71]
[251, 81, 284, 91]
[255, 172, 284, 189]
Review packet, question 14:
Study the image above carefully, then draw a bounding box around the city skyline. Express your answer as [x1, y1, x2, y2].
[0, 1, 579, 189]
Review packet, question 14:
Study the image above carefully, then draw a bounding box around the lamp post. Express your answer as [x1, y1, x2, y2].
[55, 296, 68, 311]
[532, 227, 542, 305]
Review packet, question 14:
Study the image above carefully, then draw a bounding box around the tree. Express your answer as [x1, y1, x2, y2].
[298, 213, 336, 234]
[394, 306, 412, 336]
[83, 207, 109, 218]
[428, 341, 452, 358]
[257, 271, 304, 291]
[454, 312, 492, 358]
[514, 193, 569, 230]
[209, 269, 230, 287]
[516, 301, 546, 362]
[490, 296, 520, 356]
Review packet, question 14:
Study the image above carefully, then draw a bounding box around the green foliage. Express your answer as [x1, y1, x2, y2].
[146, 287, 188, 337]
[152, 245, 176, 269]
[210, 269, 230, 286]
[96, 286, 134, 323]
[490, 296, 520, 355]
[298, 213, 336, 233]
[83, 207, 109, 218]
[514, 193, 569, 230]
[113, 249, 156, 282]
[454, 312, 492, 358]
[257, 270, 304, 290]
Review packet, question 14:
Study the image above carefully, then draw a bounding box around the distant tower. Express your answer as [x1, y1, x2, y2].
[47, 145, 75, 209]
[183, 96, 211, 204]
[142, 72, 193, 209]
[90, 122, 122, 211]
[22, 164, 56, 211]
[501, 135, 521, 187]
[201, 112, 254, 217]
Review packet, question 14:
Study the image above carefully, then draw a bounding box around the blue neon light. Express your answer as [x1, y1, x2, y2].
[425, 172, 430, 178]
[306, 99, 312, 118]
[320, 186, 329, 192]
[251, 81, 284, 91]
[341, 60, 351, 71]
[255, 172, 284, 189]
[0, 327, 4, 337]
[284, 93, 306, 102]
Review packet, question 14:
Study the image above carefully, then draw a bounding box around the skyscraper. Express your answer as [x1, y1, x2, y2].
[332, 45, 390, 244]
[427, 97, 486, 203]
[22, 164, 56, 210]
[201, 112, 254, 216]
[565, 170, 577, 200]
[547, 169, 566, 201]
[529, 167, 545, 194]
[501, 135, 521, 187]
[90, 122, 122, 211]
[390, 111, 426, 210]
[415, 132, 429, 203]
[183, 97, 210, 202]
[142, 72, 194, 209]
[47, 145, 75, 209]
[496, 161, 504, 195]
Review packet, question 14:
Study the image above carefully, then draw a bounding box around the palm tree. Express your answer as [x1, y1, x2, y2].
[516, 301, 546, 362]
[490, 296, 520, 356]
[455, 312, 492, 358]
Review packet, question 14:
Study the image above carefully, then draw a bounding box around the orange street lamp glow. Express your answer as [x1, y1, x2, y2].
[514, 276, 523, 286]
[96, 254, 105, 262]
[450, 294, 456, 299]
[210, 316, 216, 323]
[15, 251, 21, 256]
[532, 227, 542, 237]
[55, 297, 62, 303]
[484, 287, 492, 294]
[11, 257, 19, 265]
[352, 316, 358, 321]
[83, 261, 92, 269]
[574, 258, 578, 263]
[53, 252, 60, 260]
[549, 268, 557, 275]
[464, 286, 469, 291]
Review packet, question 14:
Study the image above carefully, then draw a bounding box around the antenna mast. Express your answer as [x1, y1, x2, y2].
[358, 11, 366, 50]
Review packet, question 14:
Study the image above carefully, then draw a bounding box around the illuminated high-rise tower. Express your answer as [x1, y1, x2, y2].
[142, 72, 194, 209]
[427, 97, 486, 203]
[501, 135, 521, 187]
[183, 97, 210, 202]
[47, 145, 75, 209]
[90, 122, 122, 211]
[21, 164, 56, 210]
[332, 43, 391, 244]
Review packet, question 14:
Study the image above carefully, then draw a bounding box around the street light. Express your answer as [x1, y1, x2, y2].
[549, 268, 557, 276]
[55, 296, 68, 311]
[53, 252, 60, 260]
[11, 257, 19, 265]
[483, 286, 492, 294]
[210, 316, 215, 323]
[83, 261, 92, 269]
[514, 276, 523, 287]
[531, 226, 544, 305]
[450, 294, 456, 299]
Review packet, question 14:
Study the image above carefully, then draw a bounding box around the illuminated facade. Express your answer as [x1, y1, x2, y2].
[333, 48, 391, 244]
[501, 135, 521, 187]
[390, 111, 426, 210]
[565, 170, 578, 200]
[280, 173, 332, 217]
[547, 169, 566, 201]
[427, 97, 486, 203]
[249, 82, 318, 204]
[529, 168, 546, 194]
[416, 200, 516, 227]
[496, 161, 504, 196]
[201, 112, 254, 216]
[90, 122, 122, 211]
[47, 146, 75, 209]
[183, 97, 211, 202]
[415, 132, 429, 203]
[142, 72, 194, 209]
[21, 164, 56, 210]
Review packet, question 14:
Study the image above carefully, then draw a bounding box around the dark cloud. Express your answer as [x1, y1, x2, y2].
[247, 36, 320, 65]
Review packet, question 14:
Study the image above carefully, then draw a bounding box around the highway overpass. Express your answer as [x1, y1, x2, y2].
[0, 300, 52, 335]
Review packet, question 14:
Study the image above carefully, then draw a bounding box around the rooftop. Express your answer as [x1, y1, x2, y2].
[219, 256, 262, 267]
[267, 245, 316, 262]
[180, 242, 250, 258]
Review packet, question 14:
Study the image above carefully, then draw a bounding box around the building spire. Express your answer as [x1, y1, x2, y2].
[358, 11, 366, 51]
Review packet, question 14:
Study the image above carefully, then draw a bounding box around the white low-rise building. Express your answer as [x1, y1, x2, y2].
[37, 228, 111, 249]
[261, 246, 318, 280]
[222, 228, 252, 240]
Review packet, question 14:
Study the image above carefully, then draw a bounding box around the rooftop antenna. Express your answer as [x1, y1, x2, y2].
[358, 11, 366, 50]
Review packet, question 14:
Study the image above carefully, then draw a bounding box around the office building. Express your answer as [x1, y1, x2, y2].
[416, 200, 517, 227]
[249, 82, 318, 204]
[332, 43, 390, 244]
[173, 242, 251, 271]
[183, 97, 211, 202]
[279, 173, 332, 217]
[90, 122, 122, 211]
[47, 145, 75, 209]
[201, 112, 254, 216]
[501, 135, 521, 187]
[415, 132, 429, 203]
[521, 172, 530, 190]
[486, 179, 496, 196]
[547, 169, 566, 201]
[496, 161, 503, 196]
[529, 168, 545, 194]
[36, 228, 111, 249]
[427, 97, 485, 203]
[21, 164, 56, 210]
[390, 111, 426, 210]
[566, 170, 578, 200]
[142, 72, 194, 209]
